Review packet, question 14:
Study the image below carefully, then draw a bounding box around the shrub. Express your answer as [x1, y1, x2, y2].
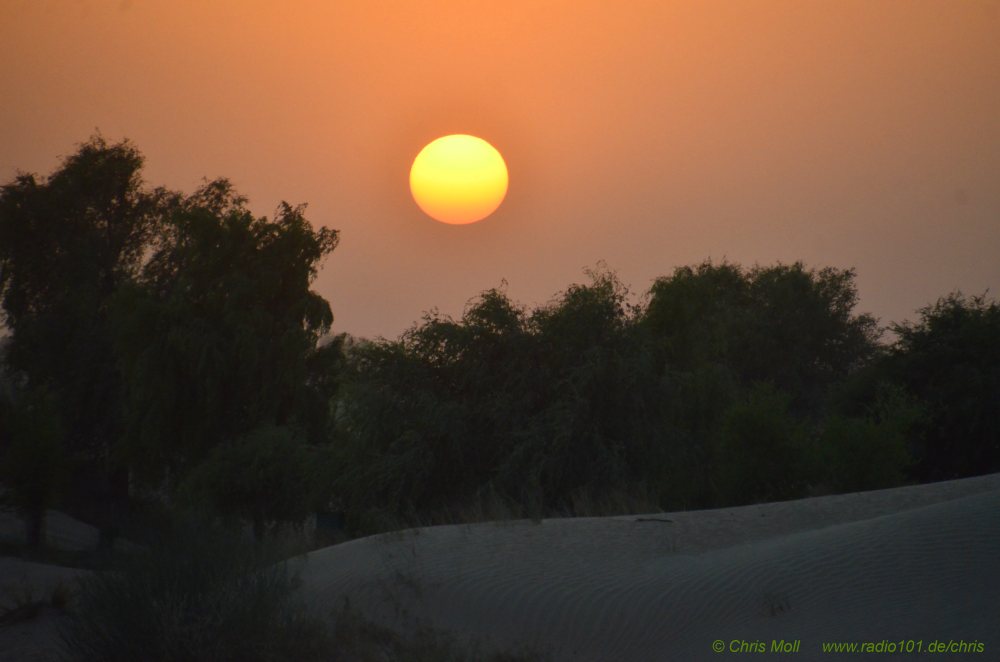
[59, 518, 335, 662]
[179, 426, 321, 542]
[816, 385, 918, 493]
[710, 384, 813, 505]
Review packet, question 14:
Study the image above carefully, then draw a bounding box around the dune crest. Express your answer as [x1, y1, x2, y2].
[301, 474, 1000, 660]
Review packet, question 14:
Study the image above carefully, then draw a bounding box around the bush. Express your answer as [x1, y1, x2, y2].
[710, 384, 813, 506]
[58, 514, 550, 662]
[180, 426, 321, 542]
[59, 518, 335, 662]
[816, 385, 918, 493]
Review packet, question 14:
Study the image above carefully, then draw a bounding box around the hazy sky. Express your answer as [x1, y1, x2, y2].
[2, 0, 998, 340]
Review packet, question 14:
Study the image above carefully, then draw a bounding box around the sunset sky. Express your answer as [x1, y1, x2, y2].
[2, 0, 998, 340]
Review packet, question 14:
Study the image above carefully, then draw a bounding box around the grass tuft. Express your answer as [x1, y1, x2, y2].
[57, 516, 335, 662]
[330, 601, 551, 662]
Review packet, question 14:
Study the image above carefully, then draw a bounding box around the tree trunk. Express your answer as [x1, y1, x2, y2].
[97, 465, 130, 557]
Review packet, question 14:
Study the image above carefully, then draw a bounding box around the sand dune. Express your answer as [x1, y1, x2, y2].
[2, 475, 997, 660]
[300, 473, 1000, 660]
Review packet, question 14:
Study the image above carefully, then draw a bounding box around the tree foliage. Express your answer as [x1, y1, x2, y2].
[331, 261, 920, 531]
[180, 426, 321, 541]
[111, 180, 338, 483]
[815, 384, 919, 493]
[1, 137, 340, 543]
[0, 136, 163, 455]
[333, 271, 677, 529]
[0, 136, 171, 541]
[886, 293, 1000, 481]
[643, 261, 880, 413]
[709, 384, 812, 506]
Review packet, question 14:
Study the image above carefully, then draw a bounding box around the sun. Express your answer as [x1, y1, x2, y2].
[409, 134, 508, 225]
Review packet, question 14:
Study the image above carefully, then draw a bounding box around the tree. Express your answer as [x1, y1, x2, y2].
[642, 261, 880, 414]
[111, 179, 339, 485]
[641, 261, 750, 374]
[886, 293, 1000, 481]
[1, 138, 340, 545]
[640, 261, 882, 505]
[744, 263, 880, 409]
[524, 269, 662, 510]
[0, 136, 170, 547]
[330, 288, 535, 525]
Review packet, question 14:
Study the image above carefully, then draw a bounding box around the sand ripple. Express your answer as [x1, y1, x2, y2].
[301, 474, 1000, 660]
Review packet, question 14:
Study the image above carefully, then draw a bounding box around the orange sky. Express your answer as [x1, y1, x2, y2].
[2, 0, 998, 339]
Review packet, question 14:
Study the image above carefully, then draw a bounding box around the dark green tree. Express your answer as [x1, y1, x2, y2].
[330, 288, 535, 526]
[524, 269, 663, 511]
[743, 263, 880, 409]
[643, 261, 880, 414]
[641, 261, 750, 374]
[111, 179, 339, 485]
[641, 261, 881, 505]
[2, 138, 340, 544]
[0, 136, 170, 546]
[886, 293, 1000, 481]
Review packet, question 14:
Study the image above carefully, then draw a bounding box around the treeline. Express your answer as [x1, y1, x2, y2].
[1, 138, 998, 545]
[329, 265, 998, 530]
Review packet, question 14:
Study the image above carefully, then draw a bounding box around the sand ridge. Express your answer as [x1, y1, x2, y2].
[300, 474, 1000, 660]
[1, 474, 997, 660]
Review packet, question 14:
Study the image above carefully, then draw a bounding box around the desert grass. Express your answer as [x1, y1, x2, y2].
[57, 516, 335, 662]
[51, 512, 549, 661]
[330, 600, 551, 662]
[0, 579, 71, 627]
[350, 483, 667, 541]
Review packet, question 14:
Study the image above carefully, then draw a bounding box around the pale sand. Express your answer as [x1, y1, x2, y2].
[0, 510, 97, 662]
[299, 473, 1000, 660]
[0, 558, 82, 662]
[1, 475, 997, 660]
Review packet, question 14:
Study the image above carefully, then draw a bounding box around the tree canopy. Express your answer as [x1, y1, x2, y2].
[886, 293, 1000, 481]
[0, 137, 339, 543]
[111, 179, 338, 483]
[0, 137, 167, 460]
[643, 261, 880, 413]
